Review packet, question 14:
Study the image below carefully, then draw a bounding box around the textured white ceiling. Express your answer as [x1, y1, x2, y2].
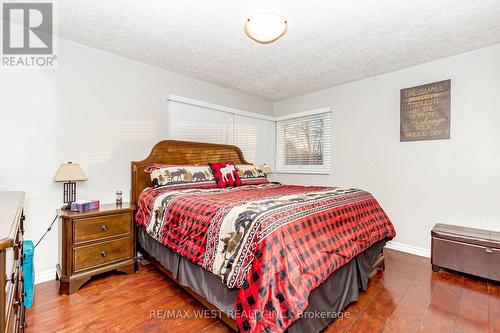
[58, 0, 500, 101]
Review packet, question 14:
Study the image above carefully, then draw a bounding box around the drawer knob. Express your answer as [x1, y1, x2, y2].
[101, 225, 108, 231]
[101, 251, 107, 257]
[486, 247, 493, 254]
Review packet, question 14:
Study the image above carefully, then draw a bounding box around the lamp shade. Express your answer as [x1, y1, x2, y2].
[54, 162, 87, 182]
[259, 163, 273, 174]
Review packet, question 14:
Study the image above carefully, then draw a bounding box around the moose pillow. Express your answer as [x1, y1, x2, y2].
[209, 162, 242, 188]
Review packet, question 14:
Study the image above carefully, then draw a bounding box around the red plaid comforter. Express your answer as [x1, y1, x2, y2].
[135, 183, 395, 333]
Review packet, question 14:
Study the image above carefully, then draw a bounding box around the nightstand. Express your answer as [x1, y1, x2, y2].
[56, 203, 136, 294]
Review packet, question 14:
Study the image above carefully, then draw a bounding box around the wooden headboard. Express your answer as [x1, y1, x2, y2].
[131, 140, 249, 204]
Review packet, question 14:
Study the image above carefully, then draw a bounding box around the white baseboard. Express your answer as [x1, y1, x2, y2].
[385, 241, 431, 258]
[35, 268, 57, 285]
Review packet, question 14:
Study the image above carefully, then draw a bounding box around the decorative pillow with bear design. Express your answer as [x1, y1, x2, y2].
[209, 162, 242, 188]
[146, 164, 215, 187]
[236, 164, 268, 185]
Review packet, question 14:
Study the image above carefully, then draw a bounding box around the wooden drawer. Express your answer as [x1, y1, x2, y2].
[6, 309, 17, 333]
[5, 262, 18, 292]
[5, 266, 19, 331]
[5, 246, 15, 285]
[73, 238, 131, 272]
[73, 213, 131, 244]
[15, 270, 24, 332]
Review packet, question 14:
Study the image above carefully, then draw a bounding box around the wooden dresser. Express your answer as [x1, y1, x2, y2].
[57, 203, 136, 294]
[0, 192, 25, 333]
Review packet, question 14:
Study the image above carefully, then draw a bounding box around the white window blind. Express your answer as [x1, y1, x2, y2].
[168, 100, 275, 166]
[169, 102, 233, 144]
[276, 113, 331, 174]
[233, 115, 275, 165]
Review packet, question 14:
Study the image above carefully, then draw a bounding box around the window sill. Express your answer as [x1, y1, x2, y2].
[275, 170, 331, 175]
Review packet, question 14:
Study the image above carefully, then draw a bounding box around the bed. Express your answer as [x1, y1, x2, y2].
[131, 140, 396, 333]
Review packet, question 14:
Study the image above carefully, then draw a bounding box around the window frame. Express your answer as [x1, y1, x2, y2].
[275, 109, 332, 174]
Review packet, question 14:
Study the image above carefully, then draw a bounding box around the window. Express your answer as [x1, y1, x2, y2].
[167, 97, 329, 173]
[233, 115, 275, 165]
[169, 101, 234, 144]
[168, 99, 275, 166]
[276, 112, 331, 173]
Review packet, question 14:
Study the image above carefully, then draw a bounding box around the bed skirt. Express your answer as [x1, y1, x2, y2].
[137, 227, 387, 333]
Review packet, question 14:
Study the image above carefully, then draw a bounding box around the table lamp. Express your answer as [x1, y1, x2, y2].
[54, 162, 88, 210]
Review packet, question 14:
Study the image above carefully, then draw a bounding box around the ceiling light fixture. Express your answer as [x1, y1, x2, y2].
[244, 13, 288, 44]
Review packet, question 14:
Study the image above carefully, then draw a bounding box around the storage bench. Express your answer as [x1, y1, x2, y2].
[431, 223, 500, 282]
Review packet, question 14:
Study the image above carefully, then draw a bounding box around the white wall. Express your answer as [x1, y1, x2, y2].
[0, 38, 273, 283]
[272, 44, 500, 257]
[2, 37, 499, 282]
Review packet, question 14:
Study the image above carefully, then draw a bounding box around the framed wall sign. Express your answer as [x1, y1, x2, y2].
[400, 79, 451, 141]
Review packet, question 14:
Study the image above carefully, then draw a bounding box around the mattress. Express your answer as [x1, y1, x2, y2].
[138, 227, 387, 333]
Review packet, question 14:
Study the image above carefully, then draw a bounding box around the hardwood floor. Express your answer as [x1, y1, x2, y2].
[26, 249, 500, 333]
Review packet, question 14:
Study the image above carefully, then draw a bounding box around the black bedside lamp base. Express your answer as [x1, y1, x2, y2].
[61, 203, 72, 210]
[61, 181, 77, 210]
